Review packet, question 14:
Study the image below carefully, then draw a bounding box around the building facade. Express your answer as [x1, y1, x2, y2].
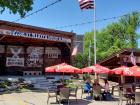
[0, 20, 75, 76]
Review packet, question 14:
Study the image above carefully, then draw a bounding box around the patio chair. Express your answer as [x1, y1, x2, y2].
[134, 88, 140, 105]
[69, 86, 78, 102]
[93, 85, 102, 101]
[47, 86, 57, 104]
[81, 85, 90, 99]
[118, 86, 131, 105]
[58, 87, 70, 105]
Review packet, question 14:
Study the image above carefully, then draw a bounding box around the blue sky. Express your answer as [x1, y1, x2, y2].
[0, 0, 140, 35]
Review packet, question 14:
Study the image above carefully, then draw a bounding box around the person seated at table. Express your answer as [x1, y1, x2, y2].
[92, 79, 104, 100]
[57, 79, 66, 94]
[84, 77, 92, 93]
[101, 79, 112, 100]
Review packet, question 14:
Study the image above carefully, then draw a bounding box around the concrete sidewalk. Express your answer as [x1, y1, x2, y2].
[0, 89, 124, 105]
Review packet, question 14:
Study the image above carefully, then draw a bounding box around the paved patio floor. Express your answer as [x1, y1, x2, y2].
[0, 89, 126, 105]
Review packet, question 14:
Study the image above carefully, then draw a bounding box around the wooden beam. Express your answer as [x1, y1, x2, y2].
[0, 35, 7, 41]
[65, 42, 71, 50]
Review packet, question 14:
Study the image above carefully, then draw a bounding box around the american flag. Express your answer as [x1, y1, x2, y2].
[71, 45, 78, 56]
[130, 51, 136, 66]
[78, 0, 94, 9]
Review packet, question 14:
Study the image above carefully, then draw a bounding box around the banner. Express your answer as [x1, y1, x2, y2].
[26, 47, 44, 67]
[6, 47, 24, 67]
[45, 47, 61, 58]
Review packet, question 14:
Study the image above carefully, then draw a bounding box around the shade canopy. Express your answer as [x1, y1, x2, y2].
[82, 66, 94, 73]
[129, 66, 140, 77]
[45, 63, 82, 74]
[110, 66, 140, 77]
[82, 64, 110, 74]
[45, 63, 64, 72]
[94, 64, 110, 74]
[110, 66, 130, 75]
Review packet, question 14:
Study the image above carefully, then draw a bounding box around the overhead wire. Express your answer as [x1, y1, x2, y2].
[54, 14, 130, 29]
[0, 0, 62, 41]
[10, 1, 140, 30]
[13, 0, 62, 22]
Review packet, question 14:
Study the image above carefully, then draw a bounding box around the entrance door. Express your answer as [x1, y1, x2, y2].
[0, 55, 6, 75]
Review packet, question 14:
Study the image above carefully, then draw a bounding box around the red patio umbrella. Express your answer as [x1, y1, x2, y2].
[111, 66, 138, 76]
[45, 63, 65, 73]
[45, 63, 82, 81]
[129, 66, 140, 77]
[110, 66, 130, 75]
[82, 66, 94, 73]
[82, 64, 110, 74]
[45, 63, 82, 74]
[56, 63, 82, 74]
[93, 64, 110, 74]
[110, 66, 134, 84]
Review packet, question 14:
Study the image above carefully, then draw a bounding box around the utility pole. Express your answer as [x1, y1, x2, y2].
[88, 41, 91, 66]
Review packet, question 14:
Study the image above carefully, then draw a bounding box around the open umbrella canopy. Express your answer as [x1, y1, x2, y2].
[129, 66, 140, 77]
[82, 64, 110, 74]
[110, 66, 140, 76]
[45, 63, 64, 72]
[56, 63, 82, 73]
[82, 66, 94, 73]
[45, 63, 82, 74]
[93, 64, 110, 74]
[110, 66, 130, 75]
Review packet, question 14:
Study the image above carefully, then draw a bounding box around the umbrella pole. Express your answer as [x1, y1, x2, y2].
[63, 72, 64, 83]
[134, 76, 136, 84]
[121, 75, 124, 84]
[97, 74, 99, 80]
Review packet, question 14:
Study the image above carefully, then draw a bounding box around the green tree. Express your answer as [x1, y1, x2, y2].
[0, 0, 33, 17]
[119, 11, 140, 48]
[83, 11, 140, 64]
[73, 53, 88, 68]
[73, 11, 140, 68]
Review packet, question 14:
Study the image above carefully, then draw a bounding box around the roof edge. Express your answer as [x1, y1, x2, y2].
[0, 20, 75, 36]
[98, 48, 138, 64]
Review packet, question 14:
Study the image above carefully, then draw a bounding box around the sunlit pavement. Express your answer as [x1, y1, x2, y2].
[0, 89, 125, 105]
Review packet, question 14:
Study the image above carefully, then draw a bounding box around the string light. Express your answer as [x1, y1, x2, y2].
[54, 13, 138, 29]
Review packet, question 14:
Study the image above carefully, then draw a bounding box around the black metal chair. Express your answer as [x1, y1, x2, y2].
[69, 86, 78, 102]
[57, 87, 70, 105]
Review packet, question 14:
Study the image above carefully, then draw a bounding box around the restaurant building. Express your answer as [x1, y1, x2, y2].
[99, 49, 140, 83]
[0, 20, 75, 76]
[99, 48, 140, 68]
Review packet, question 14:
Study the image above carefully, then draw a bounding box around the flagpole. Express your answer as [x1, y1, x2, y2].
[94, 0, 97, 79]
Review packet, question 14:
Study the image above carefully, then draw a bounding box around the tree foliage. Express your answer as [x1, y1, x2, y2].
[74, 11, 140, 68]
[0, 0, 33, 17]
